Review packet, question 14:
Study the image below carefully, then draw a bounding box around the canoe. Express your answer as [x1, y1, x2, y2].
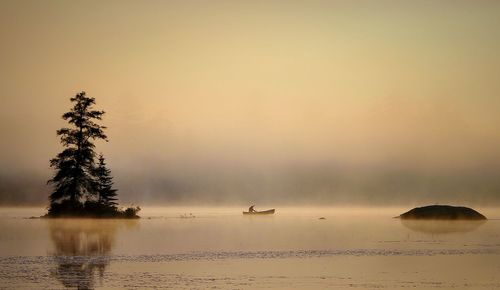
[242, 209, 275, 215]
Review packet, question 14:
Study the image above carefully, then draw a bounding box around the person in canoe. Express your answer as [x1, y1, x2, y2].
[243, 207, 275, 215]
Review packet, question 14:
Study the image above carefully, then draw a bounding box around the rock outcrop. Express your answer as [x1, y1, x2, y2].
[399, 205, 486, 220]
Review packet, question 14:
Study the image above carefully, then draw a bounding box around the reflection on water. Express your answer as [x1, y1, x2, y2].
[401, 219, 486, 235]
[0, 208, 499, 289]
[47, 219, 137, 289]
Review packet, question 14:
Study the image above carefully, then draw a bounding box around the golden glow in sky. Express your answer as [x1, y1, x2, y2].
[1, 0, 500, 204]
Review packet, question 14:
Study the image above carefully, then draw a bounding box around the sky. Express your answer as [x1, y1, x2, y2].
[1, 0, 500, 206]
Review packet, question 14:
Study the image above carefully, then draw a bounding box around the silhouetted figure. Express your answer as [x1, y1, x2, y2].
[249, 205, 256, 212]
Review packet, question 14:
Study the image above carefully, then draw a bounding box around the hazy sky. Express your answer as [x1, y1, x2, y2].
[1, 0, 500, 205]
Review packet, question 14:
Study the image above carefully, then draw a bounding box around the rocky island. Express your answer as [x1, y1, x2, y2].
[399, 205, 486, 220]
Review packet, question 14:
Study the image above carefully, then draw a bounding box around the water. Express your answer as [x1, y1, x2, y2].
[0, 207, 499, 289]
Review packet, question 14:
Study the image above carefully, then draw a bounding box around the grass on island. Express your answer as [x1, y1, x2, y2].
[43, 200, 140, 219]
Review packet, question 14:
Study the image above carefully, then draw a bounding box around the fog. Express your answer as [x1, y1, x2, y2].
[1, 0, 500, 205]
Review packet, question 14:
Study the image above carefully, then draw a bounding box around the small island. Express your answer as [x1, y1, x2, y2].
[398, 205, 486, 220]
[45, 92, 140, 218]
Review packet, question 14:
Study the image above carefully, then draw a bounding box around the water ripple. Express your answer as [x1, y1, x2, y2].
[0, 248, 498, 265]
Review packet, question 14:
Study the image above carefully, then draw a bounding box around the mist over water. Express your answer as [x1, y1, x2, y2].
[1, 0, 500, 288]
[0, 207, 499, 289]
[0, 206, 498, 256]
[3, 164, 500, 206]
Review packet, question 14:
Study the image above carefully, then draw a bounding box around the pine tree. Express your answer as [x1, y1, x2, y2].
[48, 91, 107, 214]
[95, 154, 118, 208]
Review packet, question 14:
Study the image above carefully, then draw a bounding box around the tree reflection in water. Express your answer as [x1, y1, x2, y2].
[47, 219, 137, 289]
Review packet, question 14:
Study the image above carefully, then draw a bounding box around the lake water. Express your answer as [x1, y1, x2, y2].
[0, 207, 499, 289]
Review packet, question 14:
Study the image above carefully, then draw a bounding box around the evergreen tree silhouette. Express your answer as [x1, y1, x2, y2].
[95, 154, 118, 208]
[47, 91, 107, 214]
